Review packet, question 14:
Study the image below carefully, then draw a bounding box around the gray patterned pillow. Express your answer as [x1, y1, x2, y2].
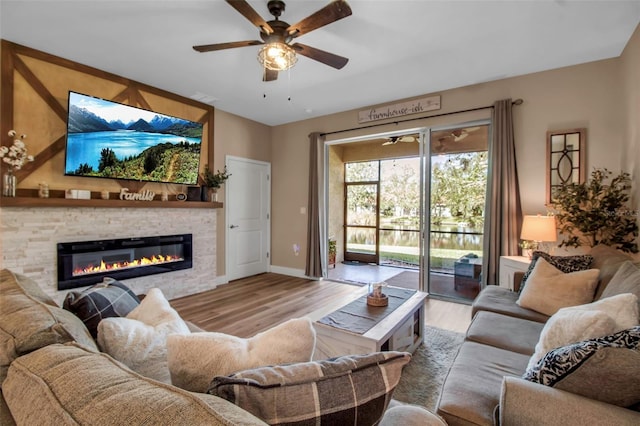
[208, 351, 411, 426]
[523, 326, 640, 407]
[63, 279, 140, 338]
[519, 252, 593, 294]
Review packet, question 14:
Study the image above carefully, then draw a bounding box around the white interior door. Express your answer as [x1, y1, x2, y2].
[226, 156, 271, 281]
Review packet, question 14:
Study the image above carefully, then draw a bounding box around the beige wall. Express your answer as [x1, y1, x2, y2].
[213, 109, 271, 277]
[620, 24, 640, 214]
[270, 51, 632, 273]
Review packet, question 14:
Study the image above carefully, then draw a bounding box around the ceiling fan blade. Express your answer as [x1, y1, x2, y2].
[287, 0, 352, 38]
[291, 43, 348, 69]
[193, 40, 263, 52]
[263, 68, 278, 82]
[226, 0, 274, 34]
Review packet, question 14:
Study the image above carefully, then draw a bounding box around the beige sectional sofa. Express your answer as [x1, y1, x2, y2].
[436, 245, 640, 425]
[0, 268, 443, 426]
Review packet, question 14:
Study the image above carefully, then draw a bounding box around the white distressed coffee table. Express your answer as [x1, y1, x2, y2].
[308, 285, 427, 360]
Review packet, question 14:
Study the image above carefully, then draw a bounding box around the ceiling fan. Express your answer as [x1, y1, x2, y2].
[382, 135, 419, 146]
[193, 0, 352, 81]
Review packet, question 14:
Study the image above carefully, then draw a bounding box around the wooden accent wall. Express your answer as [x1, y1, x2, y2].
[0, 40, 214, 196]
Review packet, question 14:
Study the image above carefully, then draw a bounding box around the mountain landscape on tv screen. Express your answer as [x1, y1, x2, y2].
[67, 105, 202, 138]
[65, 104, 203, 184]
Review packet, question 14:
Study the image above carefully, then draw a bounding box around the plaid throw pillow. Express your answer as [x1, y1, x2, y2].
[63, 279, 140, 338]
[207, 351, 411, 426]
[519, 251, 593, 294]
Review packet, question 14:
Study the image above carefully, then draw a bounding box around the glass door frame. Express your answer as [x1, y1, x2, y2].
[343, 177, 380, 264]
[424, 119, 492, 300]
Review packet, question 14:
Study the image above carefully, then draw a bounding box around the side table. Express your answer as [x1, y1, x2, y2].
[499, 256, 531, 290]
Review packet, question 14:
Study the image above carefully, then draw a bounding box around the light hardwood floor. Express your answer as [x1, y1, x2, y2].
[171, 273, 472, 337]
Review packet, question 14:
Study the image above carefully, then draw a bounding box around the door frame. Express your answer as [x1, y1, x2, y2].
[225, 155, 272, 282]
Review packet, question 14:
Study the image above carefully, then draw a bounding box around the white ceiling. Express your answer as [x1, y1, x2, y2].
[1, 1, 639, 126]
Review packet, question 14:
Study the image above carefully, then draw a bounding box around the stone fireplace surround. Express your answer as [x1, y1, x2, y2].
[0, 206, 217, 305]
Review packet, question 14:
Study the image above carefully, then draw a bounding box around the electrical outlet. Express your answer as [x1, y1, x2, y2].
[293, 243, 300, 256]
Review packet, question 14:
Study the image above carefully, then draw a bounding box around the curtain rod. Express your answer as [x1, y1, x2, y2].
[320, 98, 523, 137]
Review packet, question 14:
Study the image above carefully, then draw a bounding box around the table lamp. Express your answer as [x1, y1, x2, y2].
[520, 215, 557, 258]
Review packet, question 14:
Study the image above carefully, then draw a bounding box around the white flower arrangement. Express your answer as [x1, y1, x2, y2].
[0, 130, 35, 171]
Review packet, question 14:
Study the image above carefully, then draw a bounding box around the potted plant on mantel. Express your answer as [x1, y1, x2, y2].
[201, 165, 231, 202]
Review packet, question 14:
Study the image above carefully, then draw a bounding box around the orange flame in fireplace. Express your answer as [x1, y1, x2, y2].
[73, 254, 182, 277]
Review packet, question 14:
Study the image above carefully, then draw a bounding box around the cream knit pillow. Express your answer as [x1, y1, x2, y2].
[527, 293, 639, 370]
[516, 258, 599, 316]
[167, 317, 316, 393]
[97, 288, 190, 383]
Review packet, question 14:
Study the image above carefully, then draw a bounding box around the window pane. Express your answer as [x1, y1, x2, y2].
[346, 184, 377, 226]
[345, 161, 378, 182]
[379, 229, 419, 267]
[380, 158, 420, 231]
[346, 227, 376, 254]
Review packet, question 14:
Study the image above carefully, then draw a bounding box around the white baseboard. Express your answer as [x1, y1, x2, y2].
[214, 275, 228, 286]
[217, 267, 318, 284]
[270, 265, 316, 280]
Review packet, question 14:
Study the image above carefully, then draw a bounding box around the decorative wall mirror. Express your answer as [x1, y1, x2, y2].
[546, 128, 586, 204]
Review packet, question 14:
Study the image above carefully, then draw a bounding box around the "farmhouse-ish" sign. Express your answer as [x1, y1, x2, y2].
[358, 95, 441, 123]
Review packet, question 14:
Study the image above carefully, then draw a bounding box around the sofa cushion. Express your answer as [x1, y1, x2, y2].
[2, 343, 267, 425]
[0, 390, 16, 426]
[63, 278, 140, 338]
[97, 288, 191, 383]
[519, 251, 594, 294]
[0, 269, 97, 386]
[466, 311, 544, 355]
[527, 293, 639, 370]
[436, 341, 530, 426]
[516, 258, 599, 316]
[168, 317, 316, 392]
[208, 351, 410, 426]
[524, 326, 640, 407]
[590, 244, 635, 299]
[600, 261, 640, 311]
[471, 286, 549, 323]
[379, 404, 447, 426]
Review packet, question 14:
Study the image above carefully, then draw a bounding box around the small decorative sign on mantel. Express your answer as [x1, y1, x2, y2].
[358, 95, 441, 124]
[119, 188, 155, 201]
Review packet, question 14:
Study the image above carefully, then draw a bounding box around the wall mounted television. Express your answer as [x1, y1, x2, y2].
[65, 91, 203, 185]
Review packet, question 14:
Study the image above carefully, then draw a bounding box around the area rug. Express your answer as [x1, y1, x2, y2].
[385, 270, 419, 290]
[392, 325, 464, 411]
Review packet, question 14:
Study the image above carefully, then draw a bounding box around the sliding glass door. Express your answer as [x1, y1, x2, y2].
[426, 123, 490, 301]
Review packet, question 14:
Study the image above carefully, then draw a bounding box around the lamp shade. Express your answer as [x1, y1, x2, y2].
[521, 215, 557, 242]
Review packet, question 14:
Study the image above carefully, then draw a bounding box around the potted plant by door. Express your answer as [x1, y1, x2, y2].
[328, 237, 337, 268]
[201, 165, 231, 202]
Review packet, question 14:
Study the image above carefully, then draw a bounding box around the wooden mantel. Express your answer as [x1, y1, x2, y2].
[1, 189, 222, 209]
[0, 197, 221, 209]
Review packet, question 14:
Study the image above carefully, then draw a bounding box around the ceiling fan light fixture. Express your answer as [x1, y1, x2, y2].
[258, 42, 297, 71]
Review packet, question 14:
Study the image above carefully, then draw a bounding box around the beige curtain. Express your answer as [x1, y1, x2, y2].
[306, 132, 326, 278]
[482, 99, 522, 286]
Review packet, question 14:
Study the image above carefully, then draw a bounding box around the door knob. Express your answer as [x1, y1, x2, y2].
[230, 224, 239, 229]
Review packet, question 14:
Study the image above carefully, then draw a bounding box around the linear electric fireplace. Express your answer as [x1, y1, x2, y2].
[57, 234, 192, 290]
